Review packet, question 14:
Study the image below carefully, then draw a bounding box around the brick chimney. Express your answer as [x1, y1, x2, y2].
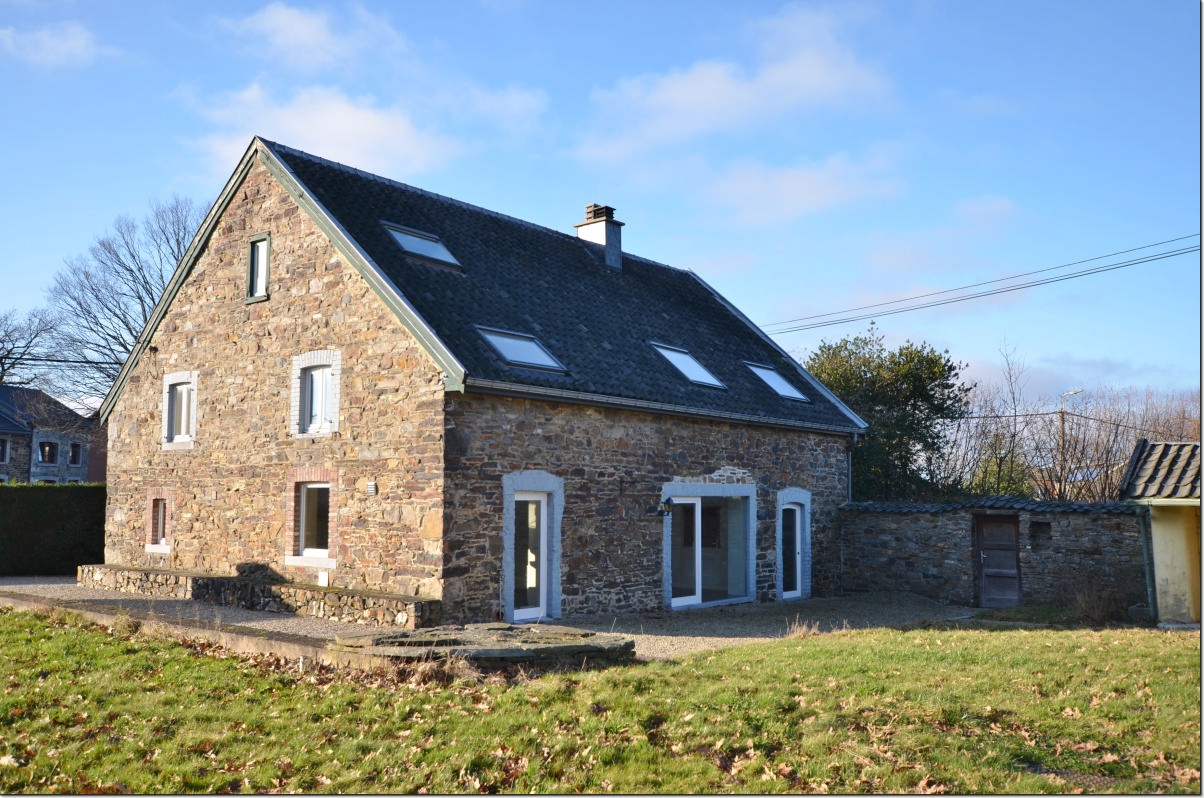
[574, 204, 624, 270]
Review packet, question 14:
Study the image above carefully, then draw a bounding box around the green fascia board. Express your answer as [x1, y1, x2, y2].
[256, 147, 466, 391]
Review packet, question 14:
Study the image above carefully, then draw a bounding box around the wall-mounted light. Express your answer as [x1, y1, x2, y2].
[659, 498, 674, 515]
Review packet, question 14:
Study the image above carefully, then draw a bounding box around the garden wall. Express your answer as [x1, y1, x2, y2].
[836, 498, 1147, 610]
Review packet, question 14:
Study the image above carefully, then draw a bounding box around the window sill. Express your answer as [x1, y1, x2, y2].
[161, 439, 195, 451]
[244, 294, 270, 305]
[145, 543, 170, 554]
[285, 554, 336, 570]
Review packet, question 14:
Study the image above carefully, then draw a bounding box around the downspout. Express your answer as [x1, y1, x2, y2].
[1137, 506, 1158, 622]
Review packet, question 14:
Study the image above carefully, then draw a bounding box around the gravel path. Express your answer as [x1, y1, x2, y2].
[564, 592, 976, 660]
[0, 577, 976, 662]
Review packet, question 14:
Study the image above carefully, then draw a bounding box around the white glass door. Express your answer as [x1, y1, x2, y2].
[513, 492, 548, 621]
[782, 504, 803, 599]
[670, 498, 702, 607]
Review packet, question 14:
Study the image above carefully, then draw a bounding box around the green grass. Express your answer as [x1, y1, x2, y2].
[0, 607, 1198, 793]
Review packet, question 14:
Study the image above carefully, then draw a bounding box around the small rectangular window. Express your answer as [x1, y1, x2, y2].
[299, 483, 330, 556]
[385, 224, 459, 266]
[68, 443, 82, 466]
[37, 441, 58, 464]
[247, 236, 269, 299]
[168, 382, 193, 441]
[652, 343, 725, 388]
[300, 365, 334, 434]
[150, 498, 167, 546]
[0, 439, 8, 464]
[479, 328, 566, 371]
[746, 363, 809, 401]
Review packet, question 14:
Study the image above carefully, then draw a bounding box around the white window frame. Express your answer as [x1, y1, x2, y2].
[298, 482, 331, 557]
[162, 370, 198, 450]
[502, 471, 563, 623]
[146, 496, 170, 553]
[290, 351, 341, 437]
[777, 488, 813, 600]
[68, 442, 83, 467]
[247, 234, 270, 301]
[0, 438, 8, 464]
[651, 343, 726, 388]
[661, 482, 756, 610]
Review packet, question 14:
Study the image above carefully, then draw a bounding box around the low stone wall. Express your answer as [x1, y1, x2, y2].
[77, 564, 441, 629]
[836, 498, 1147, 608]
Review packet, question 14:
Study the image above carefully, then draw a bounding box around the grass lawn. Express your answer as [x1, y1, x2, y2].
[0, 606, 1198, 794]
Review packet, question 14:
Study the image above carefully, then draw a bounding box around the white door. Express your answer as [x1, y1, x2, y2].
[781, 503, 803, 599]
[670, 497, 702, 607]
[513, 492, 548, 621]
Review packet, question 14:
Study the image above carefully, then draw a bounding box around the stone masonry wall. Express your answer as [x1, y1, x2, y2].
[442, 393, 853, 622]
[104, 157, 448, 599]
[837, 504, 1146, 607]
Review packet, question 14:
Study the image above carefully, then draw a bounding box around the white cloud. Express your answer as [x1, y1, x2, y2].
[192, 83, 462, 181]
[0, 20, 114, 69]
[578, 4, 886, 162]
[707, 150, 901, 224]
[219, 3, 407, 74]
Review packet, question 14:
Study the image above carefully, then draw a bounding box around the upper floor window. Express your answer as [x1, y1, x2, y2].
[384, 223, 460, 267]
[478, 328, 566, 371]
[247, 235, 270, 301]
[162, 370, 198, 450]
[291, 351, 341, 437]
[746, 363, 810, 401]
[651, 343, 725, 388]
[37, 441, 58, 464]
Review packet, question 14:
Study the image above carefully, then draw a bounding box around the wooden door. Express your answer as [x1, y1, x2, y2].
[975, 515, 1020, 608]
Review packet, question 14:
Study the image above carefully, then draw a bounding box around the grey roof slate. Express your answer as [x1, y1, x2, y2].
[0, 386, 86, 433]
[263, 139, 864, 433]
[1117, 439, 1201, 500]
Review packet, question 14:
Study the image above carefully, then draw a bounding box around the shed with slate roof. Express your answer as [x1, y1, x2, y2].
[1118, 439, 1201, 625]
[95, 137, 867, 624]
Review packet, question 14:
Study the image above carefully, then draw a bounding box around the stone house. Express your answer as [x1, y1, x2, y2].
[0, 385, 96, 484]
[96, 137, 867, 624]
[1118, 439, 1200, 625]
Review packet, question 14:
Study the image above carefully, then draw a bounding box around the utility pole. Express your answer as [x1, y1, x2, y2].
[1059, 388, 1083, 499]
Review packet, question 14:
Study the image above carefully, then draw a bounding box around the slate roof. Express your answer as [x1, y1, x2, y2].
[1117, 439, 1201, 501]
[841, 495, 1140, 515]
[0, 385, 86, 434]
[257, 139, 865, 434]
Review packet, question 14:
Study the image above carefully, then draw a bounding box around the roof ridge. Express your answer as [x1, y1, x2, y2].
[258, 138, 683, 273]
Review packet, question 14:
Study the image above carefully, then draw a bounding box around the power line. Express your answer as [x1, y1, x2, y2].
[762, 235, 1200, 334]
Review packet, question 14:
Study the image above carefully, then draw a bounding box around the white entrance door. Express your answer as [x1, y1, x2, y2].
[513, 492, 548, 621]
[670, 497, 702, 607]
[781, 503, 803, 599]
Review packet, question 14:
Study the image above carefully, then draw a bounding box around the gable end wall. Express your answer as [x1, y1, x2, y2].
[104, 159, 448, 597]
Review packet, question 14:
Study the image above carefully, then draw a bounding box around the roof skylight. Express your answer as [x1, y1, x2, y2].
[746, 363, 809, 401]
[479, 328, 565, 371]
[385, 224, 460, 266]
[652, 344, 725, 388]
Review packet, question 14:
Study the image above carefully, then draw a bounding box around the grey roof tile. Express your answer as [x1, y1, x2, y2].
[264, 140, 864, 433]
[1118, 439, 1201, 500]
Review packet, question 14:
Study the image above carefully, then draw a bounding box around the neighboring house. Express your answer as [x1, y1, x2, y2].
[0, 385, 96, 484]
[97, 137, 867, 624]
[1118, 439, 1201, 625]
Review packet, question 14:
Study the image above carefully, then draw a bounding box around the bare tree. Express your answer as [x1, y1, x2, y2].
[43, 196, 205, 403]
[0, 308, 54, 385]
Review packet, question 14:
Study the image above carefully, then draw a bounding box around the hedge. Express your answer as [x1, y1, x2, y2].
[0, 484, 105, 576]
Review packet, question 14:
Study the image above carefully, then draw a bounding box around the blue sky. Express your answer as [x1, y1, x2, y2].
[1, 0, 1199, 401]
